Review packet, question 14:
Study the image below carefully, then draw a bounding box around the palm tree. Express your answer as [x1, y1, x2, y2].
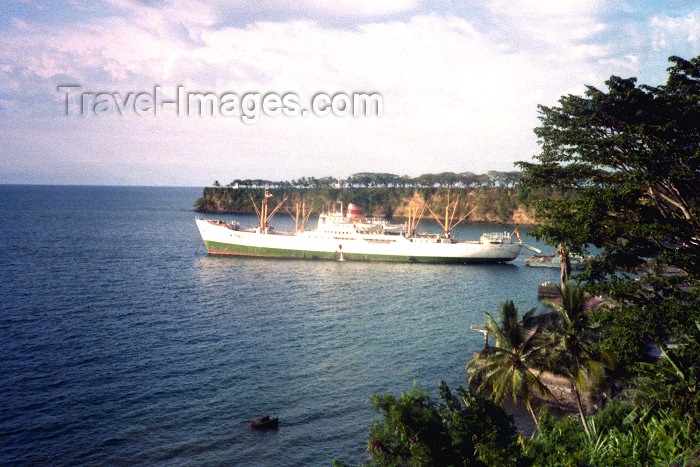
[468, 300, 552, 426]
[542, 284, 612, 439]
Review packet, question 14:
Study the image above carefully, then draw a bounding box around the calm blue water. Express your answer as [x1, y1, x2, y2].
[0, 185, 557, 466]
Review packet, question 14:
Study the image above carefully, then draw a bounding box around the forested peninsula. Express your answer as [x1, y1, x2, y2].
[194, 171, 537, 224]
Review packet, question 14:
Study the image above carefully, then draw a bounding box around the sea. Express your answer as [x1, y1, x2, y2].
[0, 185, 559, 466]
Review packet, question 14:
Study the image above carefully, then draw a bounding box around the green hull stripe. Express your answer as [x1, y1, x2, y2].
[204, 241, 511, 264]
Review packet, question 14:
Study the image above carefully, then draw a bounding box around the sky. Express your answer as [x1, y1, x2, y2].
[0, 1, 698, 186]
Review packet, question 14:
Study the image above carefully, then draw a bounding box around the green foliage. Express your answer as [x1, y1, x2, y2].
[358, 382, 529, 467]
[524, 401, 700, 467]
[588, 303, 652, 372]
[541, 285, 612, 393]
[627, 339, 700, 430]
[592, 409, 700, 466]
[541, 284, 613, 438]
[468, 301, 551, 426]
[523, 336, 700, 466]
[223, 171, 523, 190]
[522, 408, 588, 467]
[518, 55, 700, 369]
[472, 187, 521, 222]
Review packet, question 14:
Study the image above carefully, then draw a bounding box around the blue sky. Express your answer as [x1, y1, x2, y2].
[0, 0, 698, 186]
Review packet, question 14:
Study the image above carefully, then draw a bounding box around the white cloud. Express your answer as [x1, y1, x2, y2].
[104, 0, 421, 26]
[296, 0, 420, 18]
[485, 0, 607, 50]
[0, 1, 698, 185]
[649, 12, 700, 51]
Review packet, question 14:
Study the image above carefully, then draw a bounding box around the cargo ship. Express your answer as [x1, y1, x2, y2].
[195, 190, 522, 264]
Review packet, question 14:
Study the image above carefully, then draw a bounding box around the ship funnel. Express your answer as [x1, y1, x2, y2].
[346, 203, 365, 217]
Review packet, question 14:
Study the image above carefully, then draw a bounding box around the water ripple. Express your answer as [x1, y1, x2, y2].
[0, 186, 554, 466]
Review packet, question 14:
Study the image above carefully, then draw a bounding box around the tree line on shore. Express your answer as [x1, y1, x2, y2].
[332, 55, 699, 466]
[212, 170, 522, 190]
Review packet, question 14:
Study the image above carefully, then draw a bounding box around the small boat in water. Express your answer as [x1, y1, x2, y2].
[537, 280, 560, 298]
[526, 254, 589, 270]
[251, 415, 278, 429]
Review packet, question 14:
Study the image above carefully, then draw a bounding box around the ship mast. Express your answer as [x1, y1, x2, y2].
[250, 187, 287, 232]
[406, 203, 427, 237]
[425, 192, 476, 237]
[285, 201, 313, 233]
[300, 202, 313, 232]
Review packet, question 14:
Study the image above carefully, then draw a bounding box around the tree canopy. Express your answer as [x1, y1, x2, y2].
[215, 170, 522, 189]
[518, 55, 700, 365]
[332, 382, 528, 467]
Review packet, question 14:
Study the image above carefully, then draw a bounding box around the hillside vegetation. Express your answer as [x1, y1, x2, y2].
[194, 171, 537, 224]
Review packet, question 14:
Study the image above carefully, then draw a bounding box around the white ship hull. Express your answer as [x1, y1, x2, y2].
[196, 218, 521, 264]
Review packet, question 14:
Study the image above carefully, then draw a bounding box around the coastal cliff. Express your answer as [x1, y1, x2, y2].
[194, 186, 536, 225]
